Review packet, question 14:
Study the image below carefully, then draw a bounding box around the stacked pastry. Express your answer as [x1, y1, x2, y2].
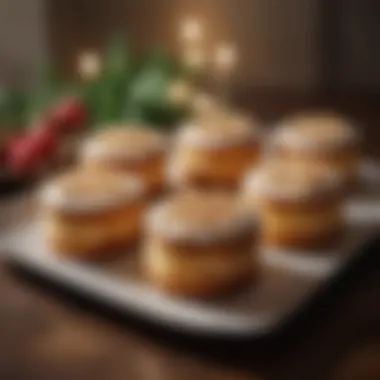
[168, 112, 261, 190]
[143, 191, 258, 297]
[271, 112, 361, 186]
[80, 126, 168, 197]
[38, 108, 362, 298]
[40, 168, 146, 259]
[242, 161, 345, 249]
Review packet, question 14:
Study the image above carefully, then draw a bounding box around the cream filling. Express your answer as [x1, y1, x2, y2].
[143, 244, 254, 282]
[265, 208, 342, 236]
[317, 157, 359, 181]
[168, 147, 257, 186]
[146, 204, 255, 244]
[44, 216, 139, 248]
[279, 153, 360, 179]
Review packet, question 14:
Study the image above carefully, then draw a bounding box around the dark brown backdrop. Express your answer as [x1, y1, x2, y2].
[1, 0, 379, 92]
[46, 0, 380, 93]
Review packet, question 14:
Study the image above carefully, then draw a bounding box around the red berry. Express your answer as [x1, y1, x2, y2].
[34, 114, 56, 134]
[5, 128, 58, 174]
[6, 133, 27, 153]
[32, 128, 58, 156]
[49, 97, 86, 134]
[6, 135, 41, 174]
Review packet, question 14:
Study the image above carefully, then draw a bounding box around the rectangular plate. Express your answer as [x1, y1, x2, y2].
[2, 161, 380, 338]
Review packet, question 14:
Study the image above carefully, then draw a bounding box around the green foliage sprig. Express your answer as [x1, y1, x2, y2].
[0, 36, 196, 132]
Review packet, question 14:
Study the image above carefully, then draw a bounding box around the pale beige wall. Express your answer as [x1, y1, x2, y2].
[0, 0, 47, 86]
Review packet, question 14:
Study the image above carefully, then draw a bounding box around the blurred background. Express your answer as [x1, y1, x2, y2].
[1, 0, 380, 92]
[1, 0, 379, 177]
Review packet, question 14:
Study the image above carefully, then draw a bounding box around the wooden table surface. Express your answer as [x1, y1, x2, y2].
[1, 94, 379, 380]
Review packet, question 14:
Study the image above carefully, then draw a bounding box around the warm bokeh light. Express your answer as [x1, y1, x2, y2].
[77, 51, 101, 80]
[214, 43, 238, 75]
[180, 18, 202, 44]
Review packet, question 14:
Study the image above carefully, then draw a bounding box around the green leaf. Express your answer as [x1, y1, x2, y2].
[129, 68, 169, 106]
[104, 37, 129, 74]
[126, 65, 191, 127]
[80, 78, 102, 125]
[94, 36, 132, 124]
[87, 42, 187, 128]
[143, 46, 178, 77]
[27, 60, 64, 123]
[0, 88, 28, 129]
[121, 101, 146, 124]
[143, 102, 188, 127]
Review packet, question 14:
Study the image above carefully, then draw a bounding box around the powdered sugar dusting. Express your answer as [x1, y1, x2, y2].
[273, 113, 360, 152]
[177, 113, 260, 149]
[40, 169, 144, 213]
[146, 192, 257, 243]
[81, 126, 168, 162]
[243, 161, 343, 202]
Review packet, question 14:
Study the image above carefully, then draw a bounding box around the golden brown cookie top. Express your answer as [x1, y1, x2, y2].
[273, 112, 360, 152]
[178, 111, 260, 148]
[41, 168, 144, 212]
[81, 126, 168, 162]
[243, 160, 343, 202]
[146, 191, 256, 243]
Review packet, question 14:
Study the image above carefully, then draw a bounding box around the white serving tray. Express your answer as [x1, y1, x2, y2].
[2, 160, 380, 338]
[4, 221, 378, 338]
